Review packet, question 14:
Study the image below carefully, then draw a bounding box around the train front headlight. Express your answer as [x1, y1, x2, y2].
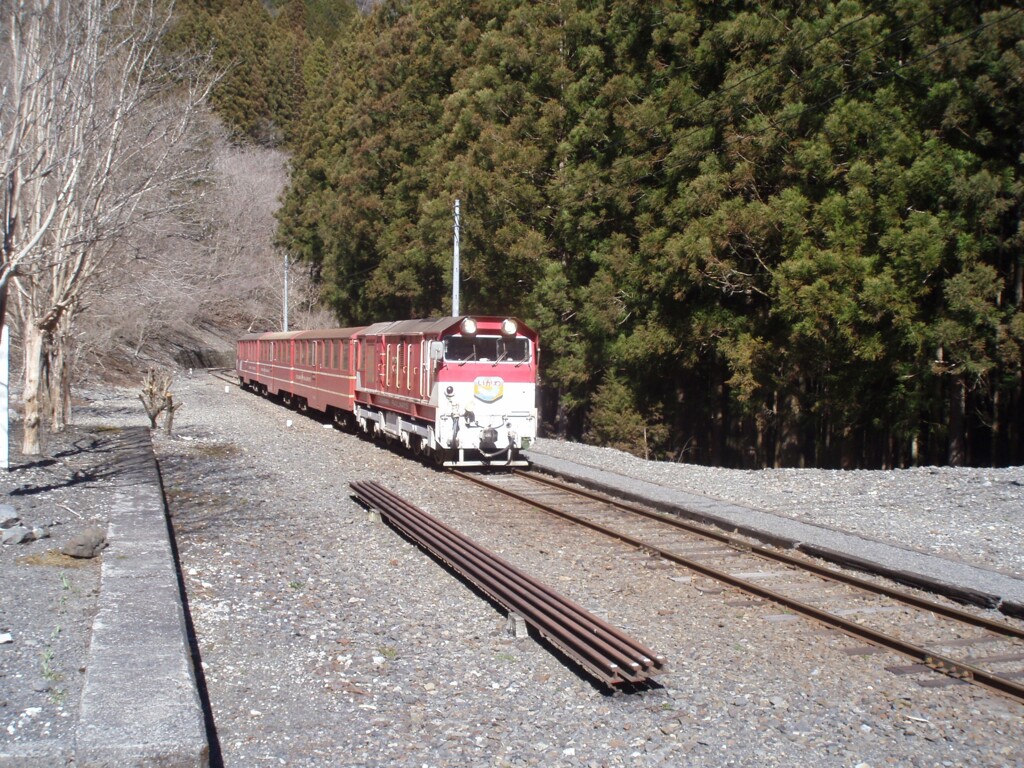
[500, 318, 518, 336]
[460, 317, 477, 336]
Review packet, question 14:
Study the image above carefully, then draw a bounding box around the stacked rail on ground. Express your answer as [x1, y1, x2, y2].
[350, 480, 664, 687]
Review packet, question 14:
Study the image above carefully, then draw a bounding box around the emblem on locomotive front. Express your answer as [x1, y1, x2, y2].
[474, 377, 504, 403]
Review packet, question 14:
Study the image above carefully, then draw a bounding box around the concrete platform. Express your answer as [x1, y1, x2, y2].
[526, 452, 1024, 621]
[0, 427, 208, 768]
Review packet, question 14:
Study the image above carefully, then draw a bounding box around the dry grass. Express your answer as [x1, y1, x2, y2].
[192, 441, 239, 459]
[18, 549, 97, 568]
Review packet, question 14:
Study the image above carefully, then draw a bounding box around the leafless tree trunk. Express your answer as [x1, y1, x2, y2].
[163, 393, 180, 436]
[19, 322, 44, 454]
[47, 311, 73, 430]
[2, 0, 216, 453]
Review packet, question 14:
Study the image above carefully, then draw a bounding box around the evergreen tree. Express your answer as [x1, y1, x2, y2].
[274, 0, 1024, 467]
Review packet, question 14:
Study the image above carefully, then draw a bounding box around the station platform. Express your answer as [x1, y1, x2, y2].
[0, 427, 208, 768]
[525, 452, 1024, 621]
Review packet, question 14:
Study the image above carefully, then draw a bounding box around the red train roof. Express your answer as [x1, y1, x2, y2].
[238, 326, 365, 342]
[239, 316, 536, 343]
[361, 316, 536, 340]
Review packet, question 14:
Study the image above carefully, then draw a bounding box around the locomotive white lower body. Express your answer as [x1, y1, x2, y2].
[353, 379, 537, 467]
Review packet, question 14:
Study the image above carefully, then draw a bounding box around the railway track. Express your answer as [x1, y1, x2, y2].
[455, 469, 1024, 705]
[207, 368, 237, 387]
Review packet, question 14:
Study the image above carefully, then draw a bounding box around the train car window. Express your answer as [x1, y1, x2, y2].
[444, 335, 530, 364]
[363, 340, 376, 387]
[341, 341, 349, 373]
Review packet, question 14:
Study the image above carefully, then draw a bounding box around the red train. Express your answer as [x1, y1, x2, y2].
[236, 316, 539, 467]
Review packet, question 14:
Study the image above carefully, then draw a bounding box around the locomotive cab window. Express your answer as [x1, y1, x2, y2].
[443, 335, 530, 364]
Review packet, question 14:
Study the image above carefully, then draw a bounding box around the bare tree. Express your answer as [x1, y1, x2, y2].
[201, 144, 332, 332]
[73, 140, 332, 385]
[1, 0, 216, 453]
[138, 366, 179, 432]
[1, 0, 81, 327]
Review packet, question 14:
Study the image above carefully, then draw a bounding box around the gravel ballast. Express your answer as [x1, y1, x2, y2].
[527, 439, 1024, 577]
[2, 373, 1023, 767]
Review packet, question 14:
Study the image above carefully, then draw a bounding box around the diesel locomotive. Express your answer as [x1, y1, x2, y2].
[236, 316, 539, 467]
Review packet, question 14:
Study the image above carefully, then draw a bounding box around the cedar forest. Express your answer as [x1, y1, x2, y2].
[180, 0, 1024, 469]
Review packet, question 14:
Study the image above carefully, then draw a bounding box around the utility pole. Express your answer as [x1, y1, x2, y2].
[452, 199, 460, 317]
[283, 253, 290, 332]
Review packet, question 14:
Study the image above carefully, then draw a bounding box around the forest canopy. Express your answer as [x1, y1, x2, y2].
[198, 0, 1024, 469]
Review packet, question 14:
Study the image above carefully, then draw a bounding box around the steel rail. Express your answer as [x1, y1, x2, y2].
[209, 369, 238, 386]
[354, 482, 644, 679]
[350, 480, 664, 687]
[351, 480, 655, 684]
[512, 470, 1024, 640]
[454, 471, 1024, 704]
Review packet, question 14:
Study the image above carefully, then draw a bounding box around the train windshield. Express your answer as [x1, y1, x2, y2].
[444, 335, 530, 365]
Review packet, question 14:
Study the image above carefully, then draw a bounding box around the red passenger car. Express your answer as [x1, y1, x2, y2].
[237, 316, 539, 467]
